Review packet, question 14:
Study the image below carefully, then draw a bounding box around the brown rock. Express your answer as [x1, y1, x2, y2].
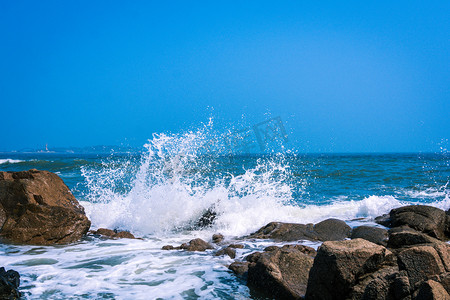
[248, 218, 350, 242]
[0, 170, 90, 245]
[162, 245, 175, 250]
[306, 239, 392, 300]
[94, 228, 116, 237]
[388, 227, 439, 248]
[351, 226, 388, 246]
[93, 228, 135, 239]
[215, 247, 236, 259]
[397, 245, 446, 287]
[180, 238, 213, 252]
[229, 261, 249, 277]
[314, 218, 351, 241]
[247, 245, 314, 299]
[113, 231, 135, 239]
[389, 205, 448, 240]
[415, 280, 450, 300]
[212, 233, 224, 244]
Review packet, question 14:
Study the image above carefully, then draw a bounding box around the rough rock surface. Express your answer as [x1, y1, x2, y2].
[162, 238, 213, 252]
[246, 244, 314, 299]
[248, 218, 351, 242]
[0, 267, 20, 299]
[306, 239, 392, 300]
[351, 225, 388, 246]
[0, 170, 90, 245]
[377, 205, 449, 240]
[415, 280, 450, 300]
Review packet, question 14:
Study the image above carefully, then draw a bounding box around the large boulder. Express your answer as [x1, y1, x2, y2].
[377, 205, 449, 240]
[248, 218, 351, 242]
[305, 239, 393, 300]
[0, 170, 90, 245]
[246, 244, 315, 299]
[0, 267, 20, 299]
[414, 279, 450, 300]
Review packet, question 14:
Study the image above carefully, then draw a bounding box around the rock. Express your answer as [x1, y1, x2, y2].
[215, 247, 236, 259]
[0, 267, 20, 299]
[247, 245, 314, 299]
[162, 245, 175, 250]
[387, 227, 439, 248]
[397, 245, 446, 287]
[212, 233, 224, 244]
[314, 218, 351, 241]
[0, 170, 90, 245]
[248, 218, 350, 242]
[228, 244, 244, 249]
[351, 226, 388, 246]
[306, 239, 392, 300]
[414, 280, 450, 300]
[389, 205, 448, 240]
[180, 238, 213, 252]
[194, 207, 217, 228]
[229, 261, 249, 277]
[93, 228, 135, 239]
[375, 213, 391, 227]
[248, 221, 317, 241]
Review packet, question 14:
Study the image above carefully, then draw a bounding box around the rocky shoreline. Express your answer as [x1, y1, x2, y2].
[1, 169, 450, 299]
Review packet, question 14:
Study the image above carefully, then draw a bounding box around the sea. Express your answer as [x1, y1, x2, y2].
[0, 132, 449, 299]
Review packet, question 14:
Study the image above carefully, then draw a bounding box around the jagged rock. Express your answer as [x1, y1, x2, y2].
[381, 205, 448, 240]
[0, 170, 90, 245]
[0, 267, 20, 299]
[351, 226, 388, 246]
[306, 239, 392, 300]
[314, 218, 351, 241]
[414, 279, 450, 300]
[397, 245, 446, 287]
[212, 233, 224, 244]
[92, 228, 135, 239]
[248, 218, 350, 242]
[247, 244, 314, 299]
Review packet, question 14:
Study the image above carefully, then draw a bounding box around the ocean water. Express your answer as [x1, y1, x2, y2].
[0, 132, 449, 299]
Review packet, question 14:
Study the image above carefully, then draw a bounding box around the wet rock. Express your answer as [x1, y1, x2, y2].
[194, 207, 217, 228]
[387, 205, 448, 240]
[228, 244, 244, 249]
[162, 238, 213, 251]
[351, 226, 388, 246]
[215, 247, 236, 259]
[248, 218, 350, 242]
[162, 245, 175, 250]
[414, 279, 450, 300]
[180, 238, 214, 252]
[0, 170, 90, 245]
[0, 267, 20, 299]
[212, 233, 224, 244]
[247, 245, 314, 299]
[229, 261, 249, 277]
[93, 228, 135, 239]
[306, 239, 392, 300]
[314, 218, 351, 241]
[397, 245, 446, 287]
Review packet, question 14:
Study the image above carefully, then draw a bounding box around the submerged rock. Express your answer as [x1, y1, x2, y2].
[0, 170, 90, 245]
[0, 267, 20, 299]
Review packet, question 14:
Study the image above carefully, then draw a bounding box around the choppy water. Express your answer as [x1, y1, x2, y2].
[0, 131, 449, 299]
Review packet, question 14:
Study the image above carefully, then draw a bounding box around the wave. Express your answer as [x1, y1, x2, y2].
[0, 159, 25, 165]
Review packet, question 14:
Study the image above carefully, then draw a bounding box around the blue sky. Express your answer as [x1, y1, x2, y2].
[0, 1, 449, 152]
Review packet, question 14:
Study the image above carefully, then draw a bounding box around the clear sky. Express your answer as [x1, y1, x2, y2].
[0, 1, 449, 152]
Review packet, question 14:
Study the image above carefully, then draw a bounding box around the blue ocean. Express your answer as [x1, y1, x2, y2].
[0, 131, 449, 299]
